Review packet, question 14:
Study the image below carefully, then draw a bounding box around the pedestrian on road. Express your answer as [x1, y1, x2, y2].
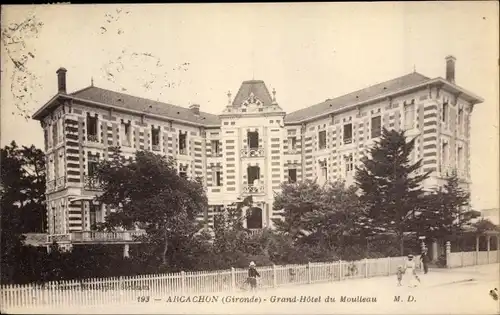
[246, 261, 260, 291]
[404, 254, 421, 287]
[396, 265, 404, 286]
[420, 248, 430, 274]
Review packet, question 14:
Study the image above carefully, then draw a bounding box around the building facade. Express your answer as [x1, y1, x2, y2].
[32, 56, 483, 242]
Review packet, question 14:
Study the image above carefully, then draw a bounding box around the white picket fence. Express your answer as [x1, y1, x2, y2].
[1, 256, 413, 311]
[447, 250, 499, 268]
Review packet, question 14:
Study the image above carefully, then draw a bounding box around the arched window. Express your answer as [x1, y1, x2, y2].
[246, 207, 263, 229]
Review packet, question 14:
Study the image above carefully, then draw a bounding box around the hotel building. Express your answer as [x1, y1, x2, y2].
[32, 56, 483, 245]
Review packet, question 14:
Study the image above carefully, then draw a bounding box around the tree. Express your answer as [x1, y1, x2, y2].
[272, 180, 324, 242]
[416, 171, 479, 242]
[272, 179, 365, 261]
[355, 128, 430, 255]
[95, 148, 208, 269]
[1, 141, 46, 283]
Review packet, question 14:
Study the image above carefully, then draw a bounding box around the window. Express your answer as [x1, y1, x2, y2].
[44, 129, 49, 150]
[371, 116, 381, 138]
[457, 147, 463, 171]
[179, 132, 187, 155]
[215, 170, 222, 186]
[246, 207, 263, 229]
[288, 169, 297, 183]
[343, 124, 352, 144]
[179, 164, 187, 178]
[318, 130, 327, 149]
[151, 126, 160, 150]
[54, 154, 59, 179]
[458, 108, 463, 133]
[247, 166, 260, 186]
[442, 142, 449, 168]
[88, 157, 99, 177]
[442, 101, 448, 123]
[247, 131, 259, 149]
[87, 115, 98, 142]
[345, 154, 354, 175]
[288, 136, 297, 150]
[319, 161, 327, 183]
[404, 103, 415, 130]
[52, 122, 58, 146]
[211, 140, 221, 156]
[89, 204, 98, 229]
[121, 121, 132, 146]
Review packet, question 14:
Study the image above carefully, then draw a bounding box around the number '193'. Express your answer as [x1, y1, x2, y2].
[138, 296, 150, 302]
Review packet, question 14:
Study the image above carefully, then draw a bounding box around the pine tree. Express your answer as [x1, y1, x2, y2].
[355, 128, 430, 255]
[417, 171, 480, 244]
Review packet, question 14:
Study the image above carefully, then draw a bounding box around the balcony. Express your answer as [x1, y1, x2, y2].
[242, 184, 265, 195]
[179, 148, 187, 155]
[286, 148, 299, 155]
[47, 180, 55, 193]
[152, 144, 161, 152]
[440, 166, 468, 180]
[84, 175, 102, 190]
[55, 176, 66, 190]
[240, 147, 265, 158]
[344, 138, 353, 145]
[87, 134, 98, 143]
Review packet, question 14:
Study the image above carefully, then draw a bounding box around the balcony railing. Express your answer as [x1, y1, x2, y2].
[47, 230, 146, 244]
[286, 148, 299, 155]
[87, 134, 98, 143]
[47, 180, 55, 192]
[179, 148, 187, 155]
[240, 147, 265, 158]
[70, 230, 146, 243]
[84, 175, 102, 190]
[242, 184, 265, 194]
[441, 166, 468, 179]
[344, 138, 353, 145]
[55, 176, 66, 189]
[152, 144, 160, 151]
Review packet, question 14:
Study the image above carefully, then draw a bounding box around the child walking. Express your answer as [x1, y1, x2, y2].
[396, 265, 404, 286]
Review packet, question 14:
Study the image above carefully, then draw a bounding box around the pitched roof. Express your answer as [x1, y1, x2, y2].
[284, 72, 431, 123]
[232, 80, 273, 106]
[70, 86, 221, 126]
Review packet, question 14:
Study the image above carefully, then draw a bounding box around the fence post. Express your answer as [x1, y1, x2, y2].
[230, 267, 236, 291]
[119, 276, 124, 302]
[339, 260, 343, 281]
[387, 257, 391, 276]
[445, 241, 451, 268]
[364, 258, 368, 278]
[461, 251, 464, 267]
[181, 271, 186, 295]
[307, 262, 312, 284]
[272, 265, 277, 288]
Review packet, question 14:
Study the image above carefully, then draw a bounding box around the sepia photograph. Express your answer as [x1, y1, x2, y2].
[1, 2, 499, 314]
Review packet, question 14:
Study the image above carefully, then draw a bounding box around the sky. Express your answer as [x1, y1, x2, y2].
[1, 3, 498, 210]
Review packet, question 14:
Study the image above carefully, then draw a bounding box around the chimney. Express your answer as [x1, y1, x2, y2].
[445, 55, 456, 84]
[56, 67, 67, 94]
[189, 104, 200, 115]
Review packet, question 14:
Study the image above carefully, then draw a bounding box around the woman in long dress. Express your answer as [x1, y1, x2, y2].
[404, 254, 420, 287]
